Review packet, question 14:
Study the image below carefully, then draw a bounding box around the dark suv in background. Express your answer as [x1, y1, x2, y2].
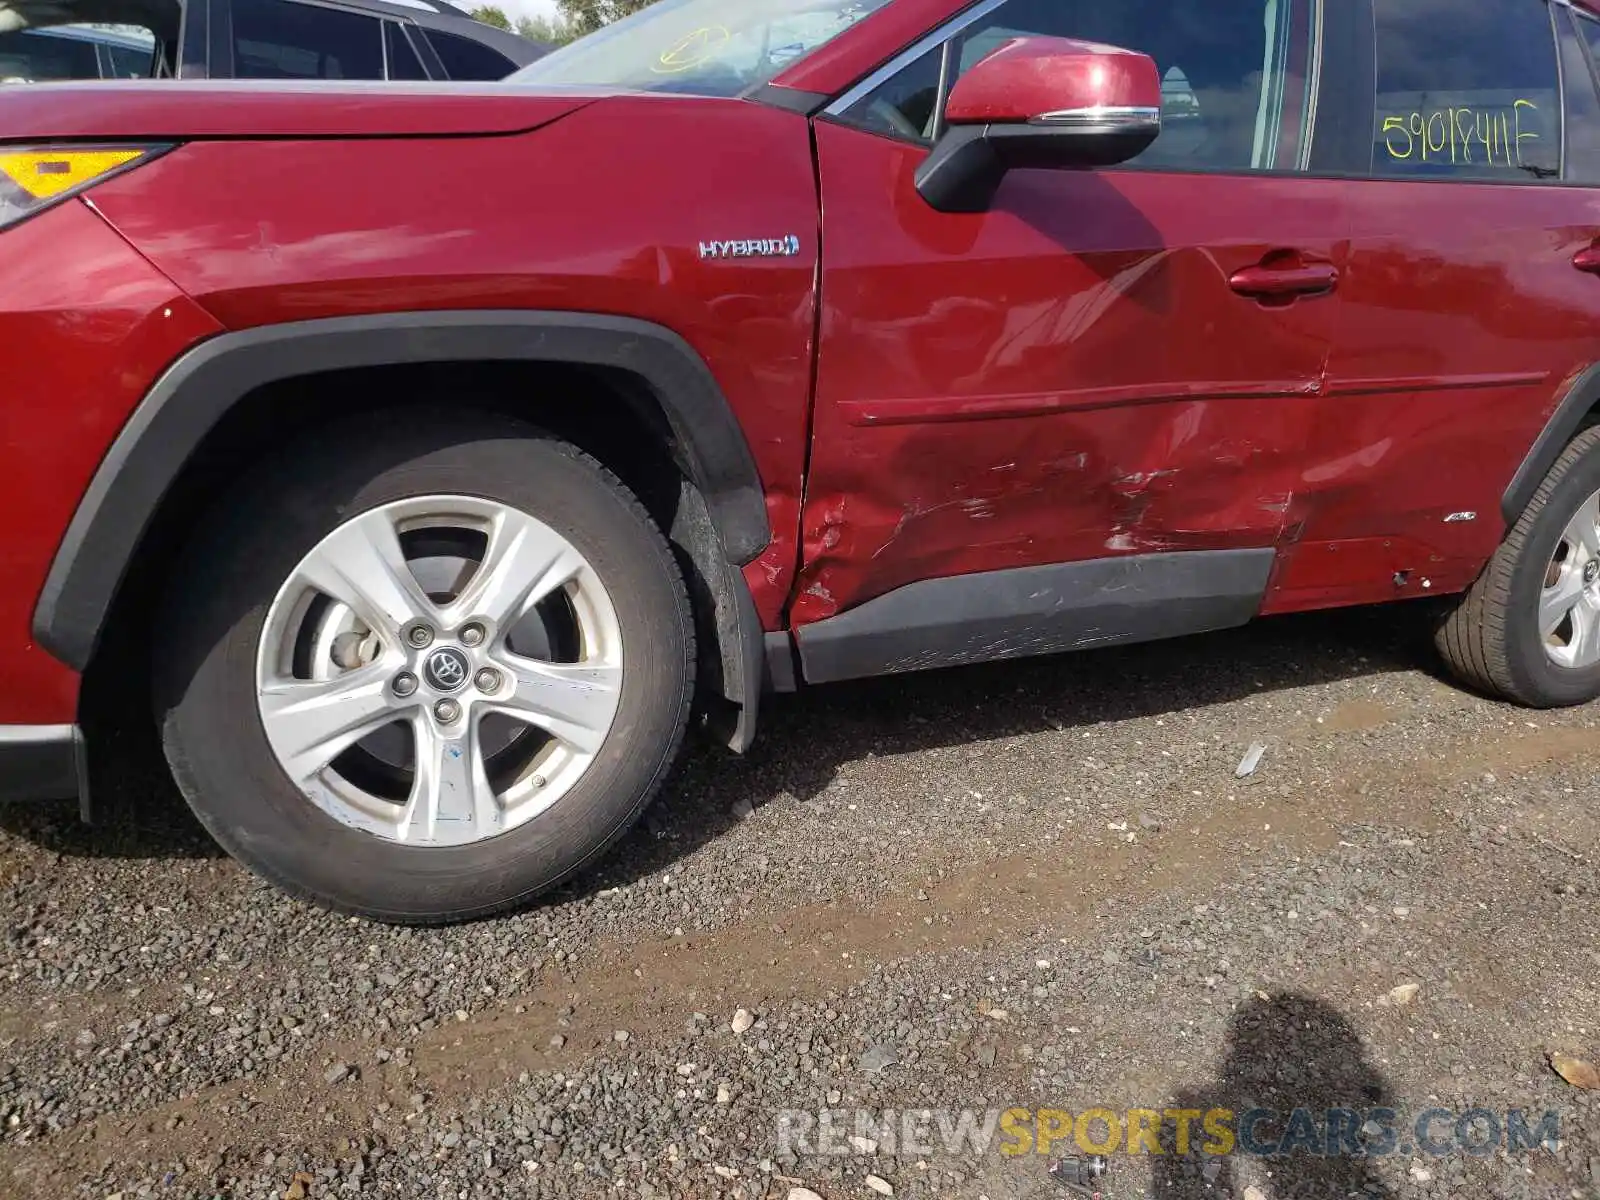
[0, 0, 543, 83]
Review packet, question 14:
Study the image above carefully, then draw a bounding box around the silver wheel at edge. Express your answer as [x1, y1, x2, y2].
[254, 494, 624, 848]
[1539, 486, 1600, 670]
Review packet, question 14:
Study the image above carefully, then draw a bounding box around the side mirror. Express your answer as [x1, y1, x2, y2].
[915, 35, 1163, 214]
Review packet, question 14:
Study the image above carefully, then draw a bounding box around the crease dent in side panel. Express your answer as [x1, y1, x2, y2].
[790, 395, 1308, 626]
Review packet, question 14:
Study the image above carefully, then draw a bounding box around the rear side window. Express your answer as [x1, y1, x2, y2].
[232, 0, 385, 79]
[422, 27, 515, 79]
[1560, 9, 1600, 182]
[1371, 0, 1560, 181]
[1581, 9, 1600, 64]
[0, 30, 101, 80]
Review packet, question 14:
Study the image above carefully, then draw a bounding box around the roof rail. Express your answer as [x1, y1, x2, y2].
[389, 0, 473, 16]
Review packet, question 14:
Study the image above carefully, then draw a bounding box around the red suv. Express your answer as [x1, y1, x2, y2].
[4, 0, 1600, 923]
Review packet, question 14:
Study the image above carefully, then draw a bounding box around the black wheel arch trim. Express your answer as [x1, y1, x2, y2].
[1504, 361, 1600, 525]
[32, 309, 773, 674]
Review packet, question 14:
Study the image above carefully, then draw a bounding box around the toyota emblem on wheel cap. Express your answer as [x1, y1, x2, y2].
[424, 647, 471, 693]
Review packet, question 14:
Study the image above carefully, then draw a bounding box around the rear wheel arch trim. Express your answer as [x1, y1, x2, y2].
[1504, 361, 1600, 524]
[32, 309, 773, 675]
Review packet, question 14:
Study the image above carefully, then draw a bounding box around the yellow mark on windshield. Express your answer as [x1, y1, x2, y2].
[653, 25, 730, 73]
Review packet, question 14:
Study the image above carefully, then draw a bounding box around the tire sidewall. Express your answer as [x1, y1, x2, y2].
[156, 421, 692, 922]
[1502, 437, 1600, 706]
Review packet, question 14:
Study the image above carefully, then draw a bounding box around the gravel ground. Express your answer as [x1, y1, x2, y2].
[0, 604, 1597, 1199]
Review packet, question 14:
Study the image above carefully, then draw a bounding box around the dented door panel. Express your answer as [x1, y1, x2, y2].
[1266, 182, 1600, 612]
[796, 122, 1349, 626]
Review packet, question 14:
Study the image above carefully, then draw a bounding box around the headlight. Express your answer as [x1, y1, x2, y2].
[0, 144, 170, 231]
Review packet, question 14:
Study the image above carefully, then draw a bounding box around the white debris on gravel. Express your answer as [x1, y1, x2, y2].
[1235, 741, 1268, 777]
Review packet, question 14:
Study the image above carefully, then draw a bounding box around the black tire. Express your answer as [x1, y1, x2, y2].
[1436, 425, 1600, 707]
[152, 412, 694, 924]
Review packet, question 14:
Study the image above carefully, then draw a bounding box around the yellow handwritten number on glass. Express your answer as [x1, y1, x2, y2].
[1381, 99, 1539, 167]
[653, 25, 731, 74]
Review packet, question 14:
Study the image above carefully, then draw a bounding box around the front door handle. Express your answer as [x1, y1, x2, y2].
[1229, 255, 1340, 303]
[1574, 244, 1600, 274]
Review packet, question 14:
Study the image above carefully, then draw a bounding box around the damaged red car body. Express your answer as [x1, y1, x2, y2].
[4, 0, 1600, 922]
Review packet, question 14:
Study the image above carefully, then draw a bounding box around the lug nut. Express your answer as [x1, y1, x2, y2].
[460, 622, 486, 648]
[406, 623, 435, 649]
[434, 698, 462, 724]
[392, 672, 418, 699]
[474, 667, 502, 693]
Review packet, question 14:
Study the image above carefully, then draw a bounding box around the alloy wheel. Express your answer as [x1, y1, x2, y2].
[1538, 486, 1600, 670]
[254, 495, 623, 846]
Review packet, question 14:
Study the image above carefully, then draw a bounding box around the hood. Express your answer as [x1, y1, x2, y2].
[0, 80, 606, 140]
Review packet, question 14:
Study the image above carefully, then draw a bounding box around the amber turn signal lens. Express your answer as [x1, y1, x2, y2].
[0, 145, 168, 230]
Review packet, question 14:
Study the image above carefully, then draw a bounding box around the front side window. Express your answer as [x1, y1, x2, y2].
[508, 0, 892, 97]
[838, 0, 1321, 175]
[232, 0, 384, 79]
[1371, 0, 1560, 180]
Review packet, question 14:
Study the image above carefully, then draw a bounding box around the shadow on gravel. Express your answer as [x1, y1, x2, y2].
[1151, 991, 1397, 1199]
[576, 600, 1444, 897]
[2, 600, 1441, 878]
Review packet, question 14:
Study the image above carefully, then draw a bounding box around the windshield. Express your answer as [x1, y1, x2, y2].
[507, 0, 892, 97]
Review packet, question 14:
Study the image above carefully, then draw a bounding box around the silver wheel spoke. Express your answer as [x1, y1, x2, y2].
[401, 715, 501, 843]
[1573, 602, 1600, 669]
[296, 509, 433, 636]
[1563, 491, 1600, 560]
[450, 509, 585, 629]
[489, 654, 621, 754]
[1540, 569, 1586, 638]
[259, 667, 399, 783]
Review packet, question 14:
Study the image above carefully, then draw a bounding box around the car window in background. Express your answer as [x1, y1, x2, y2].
[509, 0, 893, 97]
[232, 0, 385, 78]
[424, 27, 514, 79]
[102, 37, 156, 77]
[840, 0, 1319, 175]
[0, 29, 101, 80]
[1371, 0, 1559, 180]
[384, 22, 428, 78]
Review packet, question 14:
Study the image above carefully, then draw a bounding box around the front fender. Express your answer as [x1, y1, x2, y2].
[33, 310, 772, 674]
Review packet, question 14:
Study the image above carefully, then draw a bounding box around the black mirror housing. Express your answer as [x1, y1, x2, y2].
[915, 116, 1162, 214]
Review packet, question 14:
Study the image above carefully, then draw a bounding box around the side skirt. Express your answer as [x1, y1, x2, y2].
[792, 549, 1277, 685]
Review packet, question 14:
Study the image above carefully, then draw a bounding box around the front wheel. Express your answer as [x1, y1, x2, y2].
[1436, 426, 1600, 707]
[154, 415, 694, 924]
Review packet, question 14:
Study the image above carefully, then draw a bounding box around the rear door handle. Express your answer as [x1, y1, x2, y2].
[1574, 244, 1600, 274]
[1229, 257, 1340, 302]
[1228, 249, 1344, 300]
